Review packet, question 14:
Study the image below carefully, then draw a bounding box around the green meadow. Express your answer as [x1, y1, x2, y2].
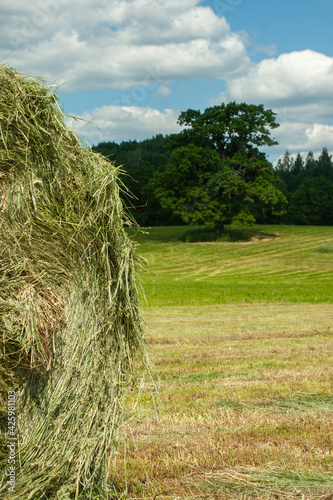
[117, 225, 333, 500]
[131, 225, 333, 306]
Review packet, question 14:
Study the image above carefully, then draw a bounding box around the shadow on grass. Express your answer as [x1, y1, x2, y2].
[126, 225, 279, 244]
[180, 226, 278, 243]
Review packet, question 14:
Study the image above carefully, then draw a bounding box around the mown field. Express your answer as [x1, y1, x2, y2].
[114, 225, 333, 500]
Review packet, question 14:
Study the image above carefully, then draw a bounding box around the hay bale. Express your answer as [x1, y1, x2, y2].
[0, 65, 146, 499]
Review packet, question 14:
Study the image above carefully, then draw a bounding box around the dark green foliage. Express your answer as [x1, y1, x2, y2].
[167, 102, 279, 157]
[275, 151, 306, 195]
[151, 102, 286, 228]
[150, 145, 225, 227]
[316, 147, 333, 180]
[289, 177, 333, 225]
[275, 148, 333, 225]
[93, 135, 182, 226]
[150, 144, 286, 229]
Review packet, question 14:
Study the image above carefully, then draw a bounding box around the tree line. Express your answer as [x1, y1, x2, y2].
[92, 102, 333, 227]
[274, 149, 333, 225]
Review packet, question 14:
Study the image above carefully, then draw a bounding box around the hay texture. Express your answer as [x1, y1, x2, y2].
[0, 65, 146, 499]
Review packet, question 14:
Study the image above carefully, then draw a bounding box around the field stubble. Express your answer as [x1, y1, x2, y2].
[115, 226, 333, 499]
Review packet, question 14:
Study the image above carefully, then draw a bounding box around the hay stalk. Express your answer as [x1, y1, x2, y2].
[0, 65, 146, 499]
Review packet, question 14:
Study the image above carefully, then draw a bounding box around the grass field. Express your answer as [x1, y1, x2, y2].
[114, 225, 333, 499]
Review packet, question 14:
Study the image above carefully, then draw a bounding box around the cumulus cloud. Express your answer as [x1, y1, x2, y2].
[70, 105, 181, 144]
[304, 123, 333, 149]
[2, 2, 332, 156]
[1, 0, 250, 91]
[263, 120, 333, 160]
[219, 50, 333, 105]
[212, 50, 333, 157]
[274, 122, 333, 154]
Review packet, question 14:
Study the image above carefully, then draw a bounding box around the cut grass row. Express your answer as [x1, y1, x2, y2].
[118, 225, 333, 499]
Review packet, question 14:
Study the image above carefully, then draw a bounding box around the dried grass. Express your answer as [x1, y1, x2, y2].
[0, 65, 147, 499]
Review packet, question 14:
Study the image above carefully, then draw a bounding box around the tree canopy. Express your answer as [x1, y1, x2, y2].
[168, 102, 279, 157]
[150, 102, 286, 229]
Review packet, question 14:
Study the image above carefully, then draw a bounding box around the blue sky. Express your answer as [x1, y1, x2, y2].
[1, 0, 333, 162]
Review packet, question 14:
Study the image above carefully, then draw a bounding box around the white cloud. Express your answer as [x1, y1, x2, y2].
[0, 0, 250, 91]
[305, 123, 333, 149]
[262, 121, 333, 160]
[2, 1, 332, 155]
[213, 50, 333, 157]
[219, 50, 333, 110]
[273, 122, 333, 154]
[70, 105, 181, 144]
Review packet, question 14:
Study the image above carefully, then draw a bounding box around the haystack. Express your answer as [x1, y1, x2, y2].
[0, 65, 146, 499]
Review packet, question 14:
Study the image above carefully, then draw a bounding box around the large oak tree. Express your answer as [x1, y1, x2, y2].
[150, 102, 287, 229]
